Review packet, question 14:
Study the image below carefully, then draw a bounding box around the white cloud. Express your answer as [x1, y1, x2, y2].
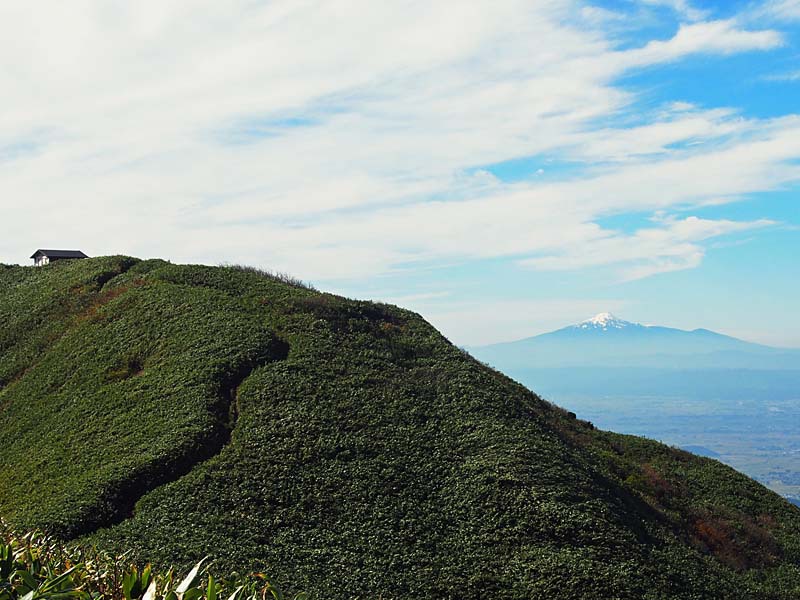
[567, 107, 743, 161]
[620, 20, 783, 67]
[760, 0, 800, 21]
[640, 0, 709, 22]
[765, 70, 800, 81]
[0, 0, 794, 289]
[579, 5, 626, 25]
[519, 216, 775, 280]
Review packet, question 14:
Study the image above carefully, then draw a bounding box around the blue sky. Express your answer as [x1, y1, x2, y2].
[1, 0, 798, 346]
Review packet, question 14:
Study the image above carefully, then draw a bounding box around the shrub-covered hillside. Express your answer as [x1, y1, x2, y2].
[1, 257, 799, 599]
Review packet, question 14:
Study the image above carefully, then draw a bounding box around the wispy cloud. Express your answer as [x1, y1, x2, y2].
[519, 216, 775, 281]
[764, 69, 800, 81]
[640, 0, 709, 22]
[759, 0, 800, 21]
[621, 19, 783, 64]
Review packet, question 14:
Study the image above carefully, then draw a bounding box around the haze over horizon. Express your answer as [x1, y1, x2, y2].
[2, 0, 798, 347]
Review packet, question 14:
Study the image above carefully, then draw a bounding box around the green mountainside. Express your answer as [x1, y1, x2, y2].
[1, 257, 799, 599]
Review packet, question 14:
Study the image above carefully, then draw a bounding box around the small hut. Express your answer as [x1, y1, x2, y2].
[31, 249, 89, 267]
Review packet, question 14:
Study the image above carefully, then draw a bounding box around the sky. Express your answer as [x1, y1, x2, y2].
[1, 0, 799, 347]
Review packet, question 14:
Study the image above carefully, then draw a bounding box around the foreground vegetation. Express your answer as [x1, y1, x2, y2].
[0, 521, 303, 600]
[1, 257, 799, 599]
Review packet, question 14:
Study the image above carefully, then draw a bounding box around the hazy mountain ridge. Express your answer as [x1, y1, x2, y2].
[472, 313, 800, 370]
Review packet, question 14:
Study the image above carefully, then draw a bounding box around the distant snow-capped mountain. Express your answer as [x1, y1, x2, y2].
[576, 312, 634, 330]
[471, 313, 800, 370]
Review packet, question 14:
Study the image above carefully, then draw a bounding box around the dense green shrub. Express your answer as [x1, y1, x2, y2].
[1, 258, 799, 599]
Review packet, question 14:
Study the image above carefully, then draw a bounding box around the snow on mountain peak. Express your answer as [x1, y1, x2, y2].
[578, 312, 631, 330]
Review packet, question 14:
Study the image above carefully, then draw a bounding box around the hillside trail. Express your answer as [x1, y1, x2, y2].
[77, 341, 290, 535]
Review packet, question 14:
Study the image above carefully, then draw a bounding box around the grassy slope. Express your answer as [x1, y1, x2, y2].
[0, 258, 798, 599]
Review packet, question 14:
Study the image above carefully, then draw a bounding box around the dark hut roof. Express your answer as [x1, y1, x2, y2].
[30, 249, 89, 259]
